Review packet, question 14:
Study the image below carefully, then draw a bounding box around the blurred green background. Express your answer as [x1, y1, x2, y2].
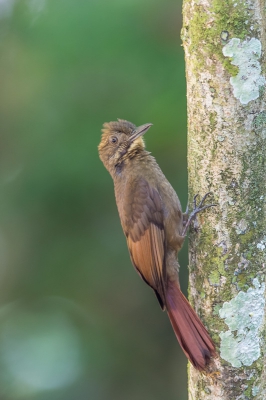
[0, 0, 188, 399]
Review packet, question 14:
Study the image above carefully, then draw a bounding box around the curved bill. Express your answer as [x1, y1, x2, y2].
[130, 123, 153, 142]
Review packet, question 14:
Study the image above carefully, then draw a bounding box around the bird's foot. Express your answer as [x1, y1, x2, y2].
[182, 192, 216, 236]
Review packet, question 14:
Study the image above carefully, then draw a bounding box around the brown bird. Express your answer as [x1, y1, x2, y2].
[98, 119, 216, 370]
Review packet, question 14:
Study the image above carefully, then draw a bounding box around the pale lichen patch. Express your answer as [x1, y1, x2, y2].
[222, 38, 265, 104]
[219, 278, 265, 367]
[252, 385, 260, 396]
[257, 241, 266, 251]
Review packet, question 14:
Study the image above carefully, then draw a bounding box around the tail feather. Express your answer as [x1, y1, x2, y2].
[165, 281, 216, 370]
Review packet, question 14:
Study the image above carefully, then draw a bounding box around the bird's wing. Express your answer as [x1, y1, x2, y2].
[123, 178, 166, 307]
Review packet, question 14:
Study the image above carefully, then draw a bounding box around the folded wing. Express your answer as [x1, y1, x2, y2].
[122, 178, 166, 307]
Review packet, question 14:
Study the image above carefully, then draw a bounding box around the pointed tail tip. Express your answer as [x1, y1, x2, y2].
[166, 281, 217, 371]
[190, 346, 217, 371]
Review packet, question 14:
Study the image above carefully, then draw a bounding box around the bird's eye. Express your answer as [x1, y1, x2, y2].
[110, 136, 118, 144]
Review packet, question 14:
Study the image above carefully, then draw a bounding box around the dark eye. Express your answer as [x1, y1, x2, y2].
[110, 136, 118, 144]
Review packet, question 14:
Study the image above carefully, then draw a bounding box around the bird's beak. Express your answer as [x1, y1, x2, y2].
[130, 123, 153, 142]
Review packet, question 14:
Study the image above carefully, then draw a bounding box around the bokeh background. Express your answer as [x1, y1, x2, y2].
[0, 0, 188, 399]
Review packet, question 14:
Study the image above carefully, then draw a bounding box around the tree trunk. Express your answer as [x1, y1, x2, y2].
[182, 0, 266, 399]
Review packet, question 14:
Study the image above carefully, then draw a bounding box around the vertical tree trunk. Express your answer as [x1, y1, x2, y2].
[182, 0, 266, 399]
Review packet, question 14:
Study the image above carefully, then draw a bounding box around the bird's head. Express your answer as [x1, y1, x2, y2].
[98, 119, 152, 174]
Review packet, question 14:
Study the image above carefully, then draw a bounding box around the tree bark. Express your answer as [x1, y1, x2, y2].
[182, 0, 266, 398]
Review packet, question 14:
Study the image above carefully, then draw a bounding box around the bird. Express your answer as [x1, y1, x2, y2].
[98, 119, 216, 370]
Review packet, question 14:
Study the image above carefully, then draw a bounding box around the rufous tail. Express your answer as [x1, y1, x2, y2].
[165, 280, 216, 371]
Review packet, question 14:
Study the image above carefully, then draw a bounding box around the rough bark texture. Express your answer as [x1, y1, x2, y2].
[182, 0, 266, 399]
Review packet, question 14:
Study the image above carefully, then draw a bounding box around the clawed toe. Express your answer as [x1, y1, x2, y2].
[182, 192, 216, 236]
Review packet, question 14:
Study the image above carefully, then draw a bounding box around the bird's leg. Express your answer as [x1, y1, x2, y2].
[182, 200, 189, 227]
[182, 192, 216, 237]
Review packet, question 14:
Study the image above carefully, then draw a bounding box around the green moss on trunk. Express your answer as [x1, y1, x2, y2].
[183, 0, 266, 398]
[182, 0, 253, 75]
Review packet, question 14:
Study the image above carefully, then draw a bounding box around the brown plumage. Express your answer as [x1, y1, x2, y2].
[98, 119, 216, 370]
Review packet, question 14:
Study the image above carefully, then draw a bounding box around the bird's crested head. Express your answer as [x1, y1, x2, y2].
[98, 119, 152, 173]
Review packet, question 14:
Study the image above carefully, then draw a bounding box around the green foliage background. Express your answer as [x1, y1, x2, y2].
[0, 0, 188, 399]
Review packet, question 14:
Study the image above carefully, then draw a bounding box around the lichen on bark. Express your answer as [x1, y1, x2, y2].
[222, 38, 265, 104]
[182, 0, 266, 398]
[181, 0, 252, 76]
[219, 278, 265, 368]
